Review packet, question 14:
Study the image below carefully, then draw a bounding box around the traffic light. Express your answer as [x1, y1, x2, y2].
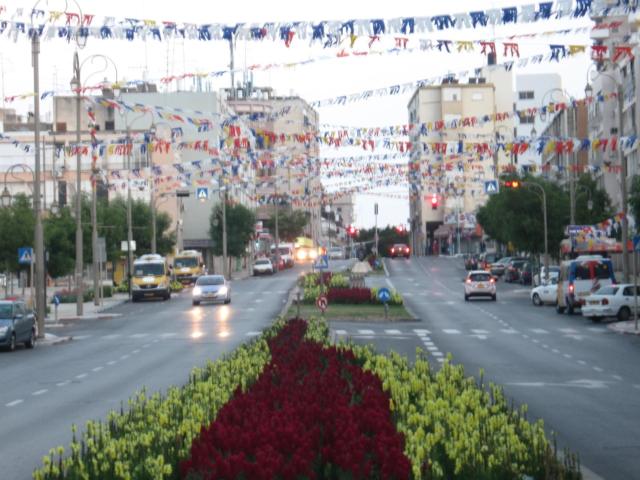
[347, 225, 357, 238]
[431, 194, 438, 210]
[395, 225, 405, 233]
[503, 180, 521, 188]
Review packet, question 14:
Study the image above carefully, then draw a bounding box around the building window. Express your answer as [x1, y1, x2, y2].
[518, 112, 535, 124]
[518, 91, 534, 100]
[443, 88, 461, 102]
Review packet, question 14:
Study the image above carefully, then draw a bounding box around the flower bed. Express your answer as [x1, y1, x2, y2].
[180, 319, 411, 479]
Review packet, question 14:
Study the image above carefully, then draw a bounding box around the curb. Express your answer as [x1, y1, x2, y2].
[607, 323, 640, 335]
[279, 286, 300, 318]
[51, 313, 123, 323]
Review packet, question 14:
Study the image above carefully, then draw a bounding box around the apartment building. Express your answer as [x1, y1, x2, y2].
[407, 60, 514, 255]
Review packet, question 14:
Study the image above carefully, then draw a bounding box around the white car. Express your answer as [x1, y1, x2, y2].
[192, 275, 230, 306]
[253, 258, 274, 275]
[582, 284, 640, 322]
[464, 270, 496, 301]
[328, 247, 345, 260]
[533, 266, 560, 286]
[530, 277, 558, 306]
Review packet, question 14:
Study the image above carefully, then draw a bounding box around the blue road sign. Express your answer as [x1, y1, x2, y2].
[377, 287, 391, 303]
[314, 254, 329, 270]
[484, 180, 499, 195]
[196, 187, 208, 200]
[53, 295, 60, 306]
[634, 235, 640, 252]
[18, 247, 33, 265]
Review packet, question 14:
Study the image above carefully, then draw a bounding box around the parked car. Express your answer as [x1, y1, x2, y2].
[582, 284, 639, 322]
[253, 258, 275, 276]
[489, 256, 514, 276]
[479, 252, 500, 271]
[504, 260, 527, 283]
[464, 270, 497, 301]
[533, 266, 560, 286]
[328, 247, 345, 260]
[390, 243, 410, 258]
[0, 300, 37, 351]
[557, 255, 616, 314]
[192, 275, 231, 306]
[530, 277, 559, 306]
[519, 262, 533, 285]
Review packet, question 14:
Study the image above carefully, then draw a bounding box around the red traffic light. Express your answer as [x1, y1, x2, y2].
[504, 180, 520, 188]
[430, 194, 438, 210]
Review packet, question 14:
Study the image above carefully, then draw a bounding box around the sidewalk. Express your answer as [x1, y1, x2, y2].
[607, 320, 640, 335]
[47, 293, 128, 324]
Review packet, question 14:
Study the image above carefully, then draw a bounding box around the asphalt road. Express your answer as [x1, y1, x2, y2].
[333, 256, 640, 480]
[0, 265, 310, 480]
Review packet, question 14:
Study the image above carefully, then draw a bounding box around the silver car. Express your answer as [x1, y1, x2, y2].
[0, 301, 37, 351]
[192, 275, 230, 306]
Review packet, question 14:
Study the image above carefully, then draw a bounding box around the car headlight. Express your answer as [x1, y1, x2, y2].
[0, 326, 8, 336]
[193, 287, 202, 296]
[218, 286, 228, 295]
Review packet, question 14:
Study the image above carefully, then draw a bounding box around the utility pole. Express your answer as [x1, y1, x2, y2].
[222, 183, 228, 279]
[374, 202, 379, 256]
[617, 78, 630, 282]
[91, 150, 99, 306]
[274, 179, 280, 271]
[148, 132, 156, 253]
[126, 129, 134, 301]
[32, 32, 45, 338]
[565, 108, 575, 226]
[229, 36, 235, 99]
[72, 52, 83, 316]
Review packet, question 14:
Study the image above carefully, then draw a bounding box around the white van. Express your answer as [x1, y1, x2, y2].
[556, 255, 616, 314]
[271, 243, 294, 268]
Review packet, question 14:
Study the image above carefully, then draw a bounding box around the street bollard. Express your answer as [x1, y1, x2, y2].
[384, 302, 389, 320]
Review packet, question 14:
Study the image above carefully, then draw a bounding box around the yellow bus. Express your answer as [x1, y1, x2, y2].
[132, 254, 172, 302]
[173, 250, 205, 285]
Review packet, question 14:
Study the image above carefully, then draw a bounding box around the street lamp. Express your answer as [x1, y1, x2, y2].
[586, 65, 629, 282]
[522, 181, 550, 284]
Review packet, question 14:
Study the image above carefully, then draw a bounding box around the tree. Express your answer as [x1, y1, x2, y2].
[356, 226, 408, 257]
[209, 202, 256, 258]
[574, 174, 613, 225]
[263, 209, 309, 242]
[44, 206, 76, 278]
[0, 194, 36, 275]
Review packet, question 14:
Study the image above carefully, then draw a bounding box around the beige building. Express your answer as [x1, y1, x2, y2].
[226, 86, 323, 244]
[408, 63, 514, 255]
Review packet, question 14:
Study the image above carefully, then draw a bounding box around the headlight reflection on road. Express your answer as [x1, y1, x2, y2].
[216, 305, 232, 339]
[190, 306, 205, 339]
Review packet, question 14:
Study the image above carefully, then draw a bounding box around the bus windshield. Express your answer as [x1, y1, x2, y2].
[134, 263, 165, 277]
[175, 257, 198, 268]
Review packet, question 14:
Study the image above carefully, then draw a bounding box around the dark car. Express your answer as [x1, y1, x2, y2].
[504, 260, 527, 283]
[519, 262, 533, 285]
[390, 243, 410, 258]
[0, 300, 37, 351]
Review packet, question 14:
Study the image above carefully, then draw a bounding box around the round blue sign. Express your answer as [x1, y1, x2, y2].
[377, 287, 391, 303]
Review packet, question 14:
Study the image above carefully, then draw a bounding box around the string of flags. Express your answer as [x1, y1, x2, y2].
[0, 1, 621, 46]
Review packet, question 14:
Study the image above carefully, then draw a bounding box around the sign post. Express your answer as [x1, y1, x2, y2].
[633, 235, 640, 331]
[377, 287, 391, 320]
[53, 294, 60, 324]
[19, 248, 34, 308]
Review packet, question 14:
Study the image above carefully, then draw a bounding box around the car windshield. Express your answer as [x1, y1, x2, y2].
[470, 273, 491, 282]
[175, 257, 198, 268]
[256, 259, 270, 265]
[0, 304, 12, 318]
[596, 286, 618, 296]
[197, 276, 224, 286]
[134, 263, 165, 276]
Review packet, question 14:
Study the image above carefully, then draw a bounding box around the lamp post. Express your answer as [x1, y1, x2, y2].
[586, 68, 629, 282]
[523, 181, 549, 284]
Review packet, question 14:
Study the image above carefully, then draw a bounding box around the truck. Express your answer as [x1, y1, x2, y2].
[173, 250, 205, 285]
[294, 237, 318, 262]
[131, 254, 171, 302]
[270, 243, 295, 268]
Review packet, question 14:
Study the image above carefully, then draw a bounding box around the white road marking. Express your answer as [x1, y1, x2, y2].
[246, 308, 256, 312]
[246, 331, 261, 336]
[130, 333, 149, 339]
[6, 399, 23, 407]
[471, 329, 490, 334]
[358, 329, 375, 335]
[426, 346, 438, 351]
[522, 334, 530, 339]
[431, 351, 444, 357]
[552, 349, 560, 354]
[500, 328, 519, 334]
[563, 353, 573, 359]
[469, 334, 488, 340]
[403, 292, 413, 297]
[577, 360, 587, 365]
[436, 358, 445, 363]
[563, 334, 585, 341]
[152, 339, 160, 343]
[120, 355, 129, 360]
[442, 329, 461, 334]
[132, 349, 140, 354]
[56, 381, 70, 387]
[385, 278, 395, 289]
[75, 373, 87, 379]
[32, 389, 48, 396]
[254, 299, 263, 303]
[558, 328, 579, 334]
[532, 339, 540, 344]
[530, 328, 549, 334]
[92, 366, 103, 372]
[612, 374, 623, 381]
[593, 366, 604, 372]
[413, 329, 431, 335]
[541, 344, 549, 349]
[384, 329, 402, 335]
[106, 361, 116, 366]
[423, 341, 434, 346]
[142, 343, 151, 348]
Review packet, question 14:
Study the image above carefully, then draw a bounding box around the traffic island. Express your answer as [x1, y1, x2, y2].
[34, 317, 581, 480]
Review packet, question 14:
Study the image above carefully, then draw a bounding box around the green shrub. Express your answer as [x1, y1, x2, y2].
[170, 280, 184, 292]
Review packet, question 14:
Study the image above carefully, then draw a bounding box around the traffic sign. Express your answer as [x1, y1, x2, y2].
[18, 247, 33, 265]
[316, 295, 328, 312]
[53, 295, 60, 306]
[314, 254, 329, 270]
[633, 235, 640, 252]
[377, 287, 391, 303]
[484, 180, 499, 195]
[196, 187, 209, 201]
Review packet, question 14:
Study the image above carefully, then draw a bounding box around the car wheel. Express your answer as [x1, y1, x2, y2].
[25, 328, 36, 349]
[591, 316, 603, 323]
[464, 294, 469, 301]
[532, 293, 542, 306]
[8, 333, 16, 352]
[492, 294, 497, 301]
[556, 304, 566, 314]
[566, 300, 574, 315]
[224, 297, 231, 305]
[618, 306, 631, 322]
[192, 300, 200, 306]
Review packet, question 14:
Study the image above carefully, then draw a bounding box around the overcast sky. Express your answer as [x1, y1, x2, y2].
[0, 0, 594, 227]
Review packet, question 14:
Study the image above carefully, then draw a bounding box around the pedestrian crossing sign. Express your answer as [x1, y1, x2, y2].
[484, 180, 499, 195]
[18, 247, 33, 265]
[314, 254, 329, 270]
[196, 187, 208, 201]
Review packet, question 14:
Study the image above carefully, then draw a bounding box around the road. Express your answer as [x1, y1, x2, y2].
[334, 256, 640, 480]
[0, 265, 308, 480]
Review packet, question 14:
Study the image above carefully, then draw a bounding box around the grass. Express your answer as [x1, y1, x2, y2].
[286, 303, 414, 321]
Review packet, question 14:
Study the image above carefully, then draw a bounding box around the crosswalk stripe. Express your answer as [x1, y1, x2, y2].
[413, 329, 431, 335]
[358, 329, 375, 335]
[335, 330, 347, 335]
[442, 329, 461, 334]
[384, 329, 402, 335]
[558, 328, 578, 334]
[245, 331, 261, 336]
[130, 333, 149, 338]
[471, 329, 490, 334]
[530, 328, 549, 334]
[500, 328, 519, 334]
[431, 351, 444, 357]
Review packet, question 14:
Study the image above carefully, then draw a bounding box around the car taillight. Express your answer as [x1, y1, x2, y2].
[569, 283, 574, 294]
[405, 248, 410, 253]
[391, 248, 395, 253]
[602, 298, 609, 305]
[466, 279, 472, 284]
[490, 278, 495, 283]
